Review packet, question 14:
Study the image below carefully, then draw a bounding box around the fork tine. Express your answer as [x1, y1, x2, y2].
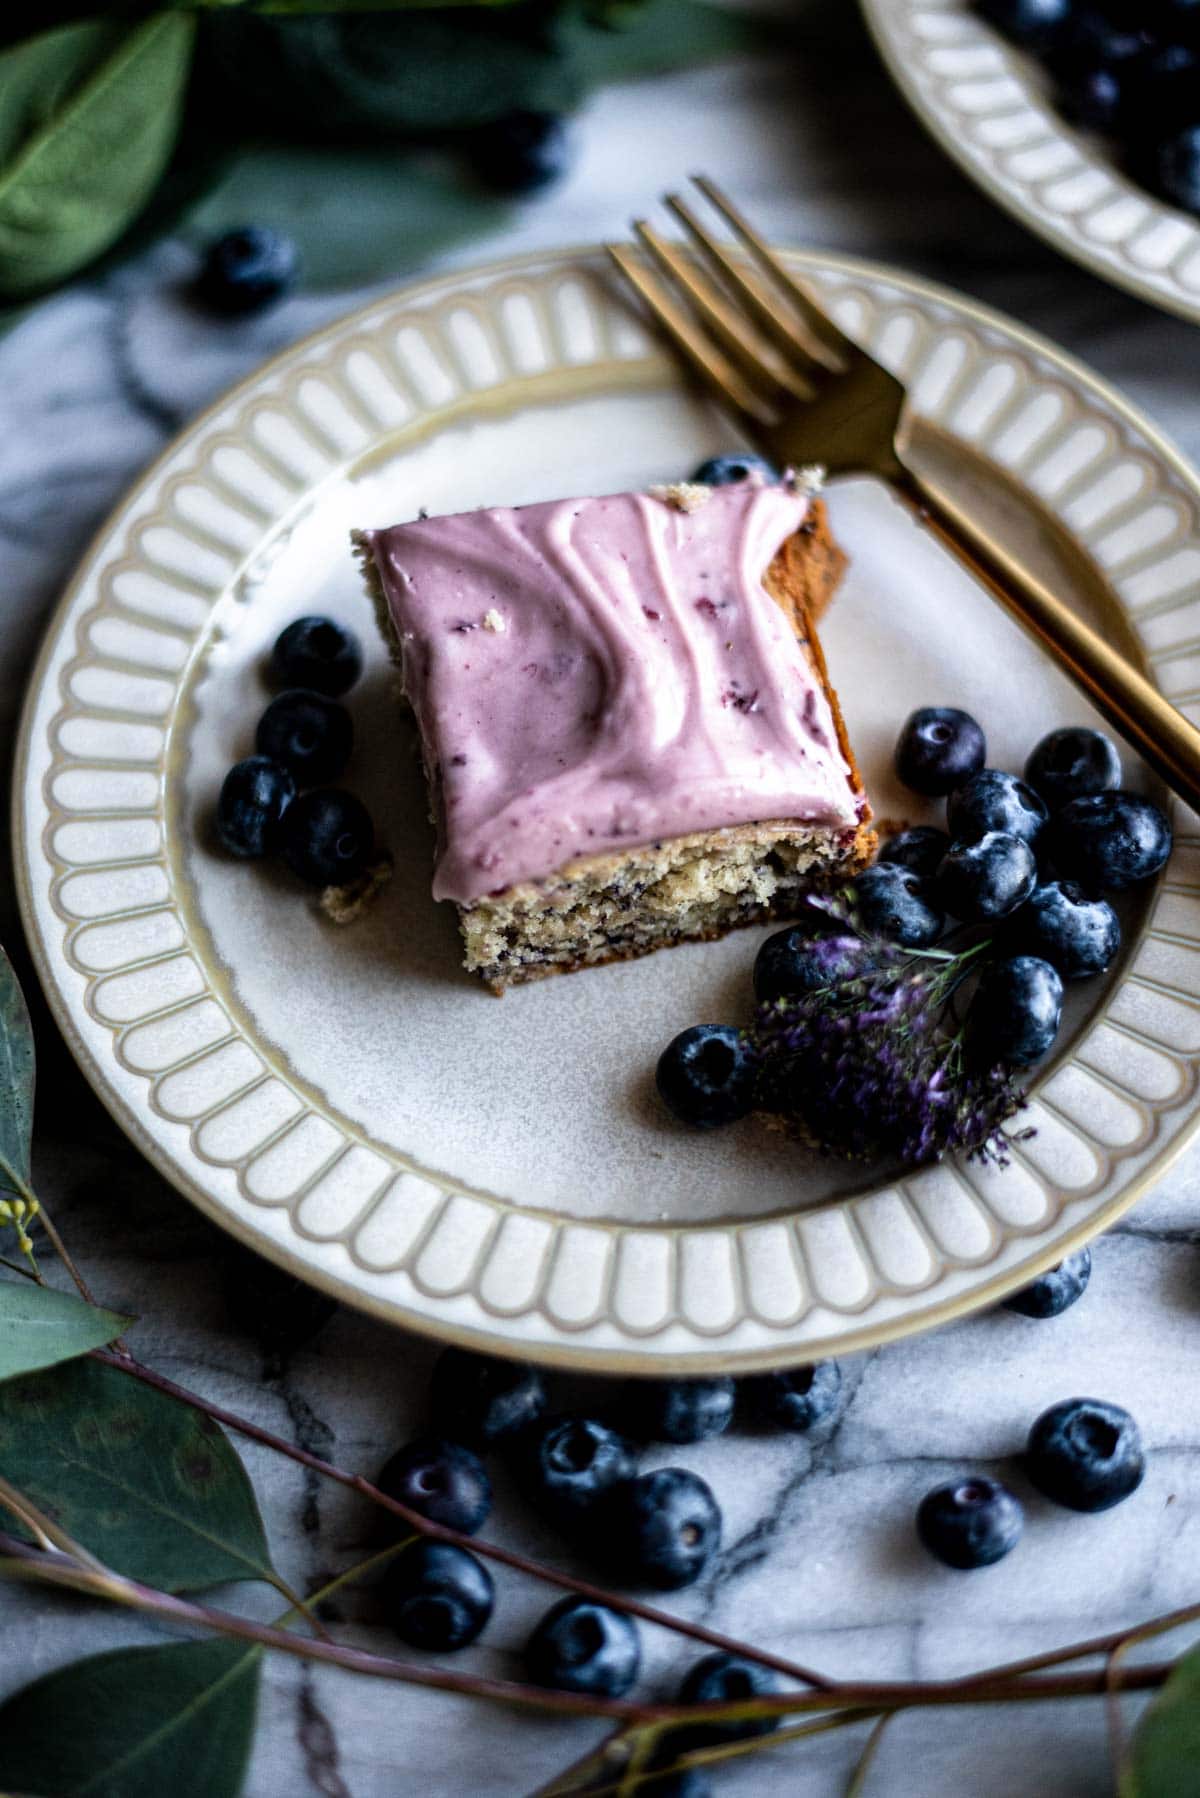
[689, 176, 856, 367]
[632, 221, 816, 403]
[606, 245, 778, 426]
[662, 192, 841, 374]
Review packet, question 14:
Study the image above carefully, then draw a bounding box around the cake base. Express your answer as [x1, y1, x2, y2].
[458, 817, 873, 992]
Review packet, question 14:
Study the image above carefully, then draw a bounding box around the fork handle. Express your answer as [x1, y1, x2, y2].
[893, 464, 1200, 817]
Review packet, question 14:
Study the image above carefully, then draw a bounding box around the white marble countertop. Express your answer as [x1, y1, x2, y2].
[3, 6, 1200, 1794]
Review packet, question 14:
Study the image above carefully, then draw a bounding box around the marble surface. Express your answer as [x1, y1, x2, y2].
[3, 5, 1200, 1794]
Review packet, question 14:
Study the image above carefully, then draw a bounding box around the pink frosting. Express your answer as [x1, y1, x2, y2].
[362, 483, 859, 904]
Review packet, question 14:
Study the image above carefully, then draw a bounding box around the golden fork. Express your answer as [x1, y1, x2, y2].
[609, 177, 1200, 814]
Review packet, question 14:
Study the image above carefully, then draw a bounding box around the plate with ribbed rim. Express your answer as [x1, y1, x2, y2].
[861, 0, 1200, 325]
[15, 243, 1200, 1373]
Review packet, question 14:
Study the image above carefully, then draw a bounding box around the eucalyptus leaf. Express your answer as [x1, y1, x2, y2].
[0, 1281, 131, 1382]
[187, 144, 510, 287]
[0, 14, 196, 299]
[1124, 1646, 1200, 1797]
[198, 8, 580, 137]
[0, 1357, 274, 1592]
[0, 1638, 260, 1798]
[0, 945, 35, 1202]
[558, 0, 771, 82]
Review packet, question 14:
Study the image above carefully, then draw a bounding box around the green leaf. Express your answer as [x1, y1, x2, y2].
[0, 15, 196, 299]
[1124, 1646, 1200, 1797]
[0, 1638, 260, 1798]
[0, 1357, 274, 1592]
[0, 944, 35, 1202]
[0, 1280, 131, 1382]
[558, 0, 771, 83]
[187, 143, 511, 287]
[198, 9, 579, 136]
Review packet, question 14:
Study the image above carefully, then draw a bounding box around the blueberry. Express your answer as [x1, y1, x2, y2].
[877, 826, 951, 877]
[216, 754, 295, 858]
[656, 1025, 756, 1128]
[849, 863, 944, 947]
[270, 616, 362, 697]
[604, 1468, 721, 1589]
[1009, 880, 1120, 979]
[977, 0, 1072, 48]
[1026, 1397, 1145, 1512]
[619, 1378, 735, 1446]
[691, 452, 780, 487]
[280, 789, 374, 887]
[895, 706, 987, 797]
[965, 954, 1063, 1068]
[1025, 727, 1121, 809]
[1051, 790, 1172, 891]
[916, 1476, 1024, 1570]
[1003, 1247, 1092, 1318]
[467, 110, 571, 194]
[1058, 61, 1131, 131]
[743, 1360, 842, 1432]
[1152, 123, 1200, 214]
[947, 769, 1049, 847]
[936, 831, 1037, 922]
[257, 689, 353, 785]
[429, 1349, 545, 1449]
[525, 1597, 641, 1696]
[753, 927, 873, 1003]
[519, 1416, 638, 1522]
[382, 1540, 493, 1650]
[376, 1438, 492, 1535]
[676, 1651, 782, 1745]
[195, 226, 298, 316]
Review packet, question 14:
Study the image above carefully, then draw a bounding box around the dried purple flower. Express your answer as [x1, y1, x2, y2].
[752, 905, 1029, 1168]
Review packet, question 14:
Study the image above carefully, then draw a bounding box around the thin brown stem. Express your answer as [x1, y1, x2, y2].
[528, 1726, 630, 1798]
[90, 1347, 834, 1691]
[32, 1202, 98, 1307]
[844, 1711, 894, 1797]
[0, 1472, 107, 1572]
[0, 1525, 1182, 1747]
[1098, 1606, 1197, 1790]
[958, 1599, 1200, 1687]
[0, 1533, 670, 1724]
[0, 1251, 39, 1281]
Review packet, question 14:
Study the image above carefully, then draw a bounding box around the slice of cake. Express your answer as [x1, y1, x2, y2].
[355, 474, 873, 992]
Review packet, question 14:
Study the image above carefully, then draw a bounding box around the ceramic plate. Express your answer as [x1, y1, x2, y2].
[862, 0, 1200, 325]
[16, 245, 1200, 1372]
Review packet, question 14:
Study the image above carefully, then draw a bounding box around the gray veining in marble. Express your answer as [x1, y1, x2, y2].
[2, 5, 1199, 1793]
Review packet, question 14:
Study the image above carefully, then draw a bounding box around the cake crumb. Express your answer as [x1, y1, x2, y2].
[320, 855, 393, 925]
[791, 464, 826, 495]
[648, 481, 712, 514]
[482, 608, 506, 633]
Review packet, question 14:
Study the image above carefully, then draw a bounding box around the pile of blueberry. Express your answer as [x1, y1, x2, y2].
[374, 1348, 842, 1719]
[977, 0, 1200, 215]
[215, 615, 379, 892]
[656, 706, 1171, 1129]
[371, 1333, 1144, 1789]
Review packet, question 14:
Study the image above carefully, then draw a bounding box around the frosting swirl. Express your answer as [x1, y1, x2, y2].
[363, 482, 858, 903]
